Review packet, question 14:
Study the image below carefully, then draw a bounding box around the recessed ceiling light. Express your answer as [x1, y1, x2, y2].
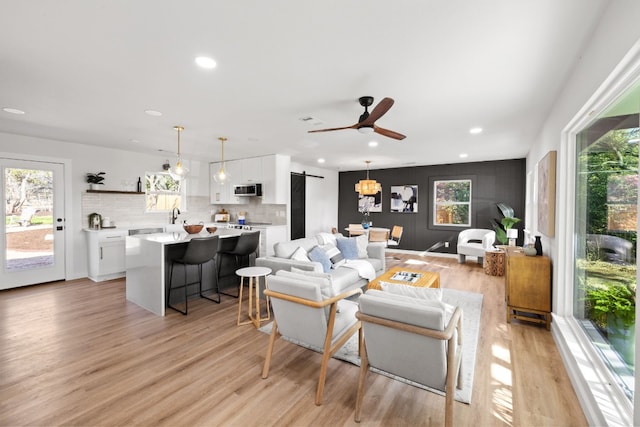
[317, 158, 325, 163]
[2, 107, 25, 115]
[195, 56, 217, 69]
[469, 127, 483, 134]
[459, 153, 469, 158]
[368, 141, 378, 147]
[145, 110, 162, 117]
[130, 139, 140, 143]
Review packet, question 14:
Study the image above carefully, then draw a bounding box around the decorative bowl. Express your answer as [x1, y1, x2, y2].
[206, 226, 217, 234]
[183, 223, 204, 234]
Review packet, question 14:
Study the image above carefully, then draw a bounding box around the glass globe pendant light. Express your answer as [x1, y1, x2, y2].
[170, 125, 189, 179]
[213, 137, 230, 184]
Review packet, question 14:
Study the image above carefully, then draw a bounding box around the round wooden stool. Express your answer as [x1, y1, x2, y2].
[236, 266, 272, 327]
[484, 249, 505, 276]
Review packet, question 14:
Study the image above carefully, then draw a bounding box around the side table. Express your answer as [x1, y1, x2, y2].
[236, 266, 272, 328]
[484, 249, 506, 276]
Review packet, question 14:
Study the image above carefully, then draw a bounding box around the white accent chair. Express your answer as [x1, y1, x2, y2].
[262, 271, 362, 405]
[456, 229, 495, 264]
[354, 290, 463, 427]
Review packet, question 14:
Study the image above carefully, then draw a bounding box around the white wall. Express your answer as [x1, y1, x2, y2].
[290, 161, 338, 237]
[1, 133, 337, 280]
[526, 2, 640, 425]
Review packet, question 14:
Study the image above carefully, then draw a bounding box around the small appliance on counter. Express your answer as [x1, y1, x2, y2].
[214, 208, 229, 222]
[101, 217, 115, 228]
[88, 212, 102, 229]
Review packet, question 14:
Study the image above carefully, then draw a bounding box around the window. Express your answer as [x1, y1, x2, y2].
[573, 84, 639, 401]
[433, 179, 471, 226]
[144, 172, 186, 212]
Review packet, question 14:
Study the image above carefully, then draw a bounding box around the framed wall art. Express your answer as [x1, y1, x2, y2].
[390, 185, 418, 213]
[358, 191, 382, 213]
[537, 150, 556, 237]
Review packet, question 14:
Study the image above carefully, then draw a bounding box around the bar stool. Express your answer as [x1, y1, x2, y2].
[236, 266, 271, 327]
[167, 236, 220, 315]
[219, 231, 260, 298]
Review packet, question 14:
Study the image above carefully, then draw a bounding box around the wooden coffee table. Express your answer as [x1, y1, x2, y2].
[368, 266, 440, 290]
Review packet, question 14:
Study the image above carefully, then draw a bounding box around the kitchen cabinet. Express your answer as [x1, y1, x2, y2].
[505, 247, 551, 330]
[210, 154, 290, 205]
[85, 229, 128, 282]
[261, 154, 290, 204]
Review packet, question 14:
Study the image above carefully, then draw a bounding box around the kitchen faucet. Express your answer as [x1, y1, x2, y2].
[171, 207, 181, 224]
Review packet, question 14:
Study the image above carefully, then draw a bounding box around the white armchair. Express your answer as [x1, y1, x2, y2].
[456, 228, 495, 264]
[354, 290, 463, 427]
[262, 271, 362, 405]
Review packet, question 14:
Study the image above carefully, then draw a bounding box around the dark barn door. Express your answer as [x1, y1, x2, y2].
[290, 173, 306, 239]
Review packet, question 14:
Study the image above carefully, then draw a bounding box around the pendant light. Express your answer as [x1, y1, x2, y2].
[170, 125, 188, 179]
[355, 160, 381, 195]
[213, 137, 230, 184]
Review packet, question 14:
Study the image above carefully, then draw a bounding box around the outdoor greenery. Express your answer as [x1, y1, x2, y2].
[578, 126, 638, 336]
[434, 179, 471, 225]
[4, 168, 53, 215]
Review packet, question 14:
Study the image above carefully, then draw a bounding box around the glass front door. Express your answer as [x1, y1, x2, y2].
[1, 158, 65, 289]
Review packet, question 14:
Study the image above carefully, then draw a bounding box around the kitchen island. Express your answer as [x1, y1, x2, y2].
[125, 228, 243, 316]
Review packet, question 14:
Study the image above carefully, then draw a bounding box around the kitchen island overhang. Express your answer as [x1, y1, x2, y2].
[125, 229, 243, 316]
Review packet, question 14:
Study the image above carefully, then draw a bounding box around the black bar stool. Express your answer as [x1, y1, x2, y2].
[218, 231, 260, 298]
[167, 235, 220, 315]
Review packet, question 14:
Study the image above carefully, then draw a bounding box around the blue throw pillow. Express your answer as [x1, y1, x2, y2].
[336, 237, 359, 260]
[308, 245, 332, 273]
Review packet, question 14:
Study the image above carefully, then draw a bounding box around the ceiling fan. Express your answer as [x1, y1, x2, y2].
[308, 96, 406, 140]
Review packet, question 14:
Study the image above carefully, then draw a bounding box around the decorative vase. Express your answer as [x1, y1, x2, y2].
[523, 244, 537, 256]
[534, 236, 543, 256]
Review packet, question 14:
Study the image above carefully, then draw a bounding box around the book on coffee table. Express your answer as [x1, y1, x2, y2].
[390, 271, 423, 283]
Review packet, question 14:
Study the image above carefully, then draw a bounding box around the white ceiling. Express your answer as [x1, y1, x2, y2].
[0, 1, 609, 171]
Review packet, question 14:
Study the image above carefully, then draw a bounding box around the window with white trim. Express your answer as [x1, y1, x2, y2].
[433, 179, 471, 226]
[144, 172, 186, 212]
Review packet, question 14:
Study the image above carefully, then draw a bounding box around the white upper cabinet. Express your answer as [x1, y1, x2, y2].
[210, 154, 290, 205]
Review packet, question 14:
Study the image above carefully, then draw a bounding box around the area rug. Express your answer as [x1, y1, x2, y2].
[259, 288, 483, 404]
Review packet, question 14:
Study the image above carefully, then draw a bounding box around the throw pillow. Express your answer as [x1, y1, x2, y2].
[308, 246, 332, 273]
[317, 232, 337, 246]
[335, 237, 359, 260]
[355, 234, 369, 258]
[321, 243, 345, 269]
[379, 281, 443, 301]
[290, 246, 310, 262]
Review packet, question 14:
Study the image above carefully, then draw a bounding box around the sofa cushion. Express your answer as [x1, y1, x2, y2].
[322, 243, 346, 269]
[290, 246, 310, 262]
[317, 232, 338, 246]
[308, 246, 332, 273]
[336, 237, 359, 260]
[365, 256, 383, 273]
[379, 281, 443, 301]
[274, 237, 319, 259]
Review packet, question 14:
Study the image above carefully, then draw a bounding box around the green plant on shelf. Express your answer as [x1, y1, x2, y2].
[86, 172, 106, 185]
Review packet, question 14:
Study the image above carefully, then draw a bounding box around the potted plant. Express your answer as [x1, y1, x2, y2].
[585, 282, 636, 366]
[491, 203, 521, 245]
[86, 172, 106, 190]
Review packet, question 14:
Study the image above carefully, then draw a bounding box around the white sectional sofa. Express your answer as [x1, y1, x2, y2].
[256, 233, 385, 295]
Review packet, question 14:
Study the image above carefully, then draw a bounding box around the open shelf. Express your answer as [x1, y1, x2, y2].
[86, 190, 144, 194]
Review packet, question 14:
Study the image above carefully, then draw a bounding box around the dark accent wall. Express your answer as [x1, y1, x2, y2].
[338, 159, 526, 253]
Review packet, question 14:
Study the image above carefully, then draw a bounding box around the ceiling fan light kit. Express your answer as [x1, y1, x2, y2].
[308, 96, 406, 140]
[213, 137, 230, 184]
[355, 160, 382, 195]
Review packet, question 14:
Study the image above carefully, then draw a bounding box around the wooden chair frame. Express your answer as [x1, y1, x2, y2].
[354, 306, 463, 427]
[262, 287, 363, 405]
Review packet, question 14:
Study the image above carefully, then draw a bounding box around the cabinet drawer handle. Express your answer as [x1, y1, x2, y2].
[100, 247, 103, 259]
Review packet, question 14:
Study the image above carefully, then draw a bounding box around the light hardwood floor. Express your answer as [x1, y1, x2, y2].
[0, 253, 587, 426]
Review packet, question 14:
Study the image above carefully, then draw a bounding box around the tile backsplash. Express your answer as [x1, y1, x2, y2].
[81, 193, 286, 228]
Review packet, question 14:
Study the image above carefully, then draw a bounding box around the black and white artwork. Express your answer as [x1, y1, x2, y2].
[390, 185, 418, 213]
[358, 191, 382, 213]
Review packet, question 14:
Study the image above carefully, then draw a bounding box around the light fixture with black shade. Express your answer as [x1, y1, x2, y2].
[355, 160, 381, 195]
[213, 137, 230, 184]
[170, 125, 188, 179]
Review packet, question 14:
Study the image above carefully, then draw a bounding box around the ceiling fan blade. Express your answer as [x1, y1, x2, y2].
[374, 125, 406, 140]
[308, 124, 358, 134]
[359, 97, 394, 126]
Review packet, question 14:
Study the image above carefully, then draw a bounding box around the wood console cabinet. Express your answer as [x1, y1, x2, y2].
[505, 248, 551, 330]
